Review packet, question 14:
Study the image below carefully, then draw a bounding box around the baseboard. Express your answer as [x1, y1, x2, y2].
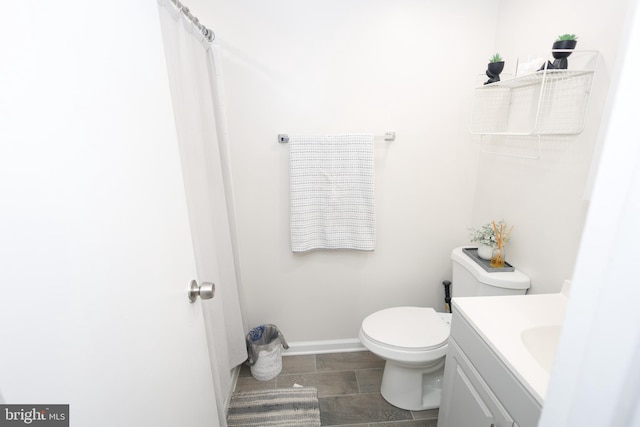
[225, 364, 241, 414]
[283, 338, 366, 356]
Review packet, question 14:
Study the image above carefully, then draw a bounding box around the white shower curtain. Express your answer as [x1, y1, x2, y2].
[157, 0, 247, 419]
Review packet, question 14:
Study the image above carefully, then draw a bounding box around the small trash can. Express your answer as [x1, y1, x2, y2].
[245, 324, 289, 381]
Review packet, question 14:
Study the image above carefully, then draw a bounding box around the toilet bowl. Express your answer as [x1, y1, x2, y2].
[358, 247, 531, 411]
[359, 306, 452, 411]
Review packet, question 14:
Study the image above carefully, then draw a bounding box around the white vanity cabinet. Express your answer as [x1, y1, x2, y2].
[439, 339, 514, 427]
[437, 304, 542, 427]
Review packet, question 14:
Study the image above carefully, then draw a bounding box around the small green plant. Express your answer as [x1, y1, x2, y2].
[469, 220, 512, 248]
[556, 33, 578, 41]
[489, 53, 503, 63]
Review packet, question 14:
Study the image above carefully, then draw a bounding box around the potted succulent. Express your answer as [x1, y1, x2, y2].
[484, 53, 505, 85]
[552, 33, 578, 69]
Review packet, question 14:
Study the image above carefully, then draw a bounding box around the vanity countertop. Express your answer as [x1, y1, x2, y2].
[452, 292, 568, 404]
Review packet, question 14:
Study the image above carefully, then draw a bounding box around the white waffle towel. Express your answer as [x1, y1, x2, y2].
[289, 134, 375, 252]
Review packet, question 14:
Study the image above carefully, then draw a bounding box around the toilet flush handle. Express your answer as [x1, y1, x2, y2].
[188, 280, 216, 303]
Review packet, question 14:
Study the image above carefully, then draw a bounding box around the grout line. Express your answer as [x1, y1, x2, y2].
[317, 368, 372, 374]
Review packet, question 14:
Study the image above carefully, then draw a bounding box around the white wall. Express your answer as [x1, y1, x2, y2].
[189, 0, 500, 342]
[470, 0, 631, 294]
[187, 0, 631, 343]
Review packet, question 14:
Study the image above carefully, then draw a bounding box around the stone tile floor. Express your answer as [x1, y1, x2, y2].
[235, 351, 438, 426]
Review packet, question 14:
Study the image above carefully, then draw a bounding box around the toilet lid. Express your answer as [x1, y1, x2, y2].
[361, 307, 449, 350]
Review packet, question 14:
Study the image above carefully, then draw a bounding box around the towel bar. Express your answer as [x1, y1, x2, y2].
[278, 132, 396, 143]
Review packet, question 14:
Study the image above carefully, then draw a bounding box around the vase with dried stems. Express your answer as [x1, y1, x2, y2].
[490, 221, 514, 268]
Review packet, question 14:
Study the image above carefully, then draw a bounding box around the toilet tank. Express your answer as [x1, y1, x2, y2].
[451, 247, 530, 297]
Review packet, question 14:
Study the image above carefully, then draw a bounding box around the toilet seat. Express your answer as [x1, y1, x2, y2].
[360, 307, 450, 352]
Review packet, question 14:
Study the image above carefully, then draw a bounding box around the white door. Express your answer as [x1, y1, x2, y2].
[156, 1, 249, 417]
[0, 1, 220, 426]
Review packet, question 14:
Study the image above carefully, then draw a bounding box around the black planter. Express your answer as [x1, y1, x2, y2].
[552, 40, 577, 59]
[487, 61, 505, 75]
[484, 61, 505, 85]
[551, 40, 577, 69]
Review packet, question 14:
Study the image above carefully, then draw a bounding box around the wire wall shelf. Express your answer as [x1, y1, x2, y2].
[471, 50, 598, 137]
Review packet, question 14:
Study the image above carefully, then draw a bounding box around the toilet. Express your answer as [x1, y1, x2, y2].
[358, 246, 531, 411]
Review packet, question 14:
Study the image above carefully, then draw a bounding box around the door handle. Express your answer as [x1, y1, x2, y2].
[188, 280, 215, 303]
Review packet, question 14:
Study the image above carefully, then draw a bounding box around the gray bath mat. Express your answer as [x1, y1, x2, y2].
[227, 387, 321, 426]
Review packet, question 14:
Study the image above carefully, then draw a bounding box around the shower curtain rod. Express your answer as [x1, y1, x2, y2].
[168, 0, 215, 42]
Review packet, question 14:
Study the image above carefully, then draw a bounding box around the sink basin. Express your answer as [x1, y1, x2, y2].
[454, 293, 568, 403]
[521, 325, 562, 373]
